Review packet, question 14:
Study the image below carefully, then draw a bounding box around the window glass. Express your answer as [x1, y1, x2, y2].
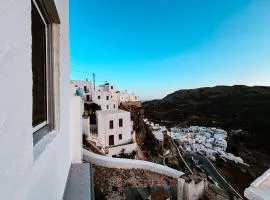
[109, 120, 114, 129]
[32, 1, 47, 127]
[119, 118, 123, 127]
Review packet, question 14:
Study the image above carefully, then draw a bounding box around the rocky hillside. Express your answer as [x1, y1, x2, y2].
[119, 104, 161, 158]
[143, 85, 270, 152]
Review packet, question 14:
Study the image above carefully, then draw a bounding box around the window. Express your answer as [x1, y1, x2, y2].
[106, 96, 109, 100]
[113, 104, 116, 109]
[107, 105, 109, 110]
[84, 86, 87, 92]
[119, 134, 122, 140]
[32, 0, 60, 144]
[98, 96, 101, 99]
[86, 95, 90, 101]
[111, 86, 113, 89]
[119, 118, 123, 127]
[109, 120, 114, 129]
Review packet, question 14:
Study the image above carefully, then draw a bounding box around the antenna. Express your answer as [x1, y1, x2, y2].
[92, 73, 96, 90]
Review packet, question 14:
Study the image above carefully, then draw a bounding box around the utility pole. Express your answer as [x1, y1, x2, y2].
[92, 73, 96, 91]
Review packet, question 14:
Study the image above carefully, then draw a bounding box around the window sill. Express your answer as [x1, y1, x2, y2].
[33, 130, 58, 161]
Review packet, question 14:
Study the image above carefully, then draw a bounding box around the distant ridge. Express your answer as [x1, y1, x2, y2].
[143, 85, 270, 151]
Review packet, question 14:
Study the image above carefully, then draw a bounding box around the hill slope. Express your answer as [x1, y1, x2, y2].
[143, 85, 270, 151]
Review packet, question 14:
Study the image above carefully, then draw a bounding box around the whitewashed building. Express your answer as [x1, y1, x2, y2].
[0, 0, 89, 200]
[71, 80, 140, 110]
[92, 83, 119, 110]
[96, 110, 133, 147]
[71, 80, 93, 102]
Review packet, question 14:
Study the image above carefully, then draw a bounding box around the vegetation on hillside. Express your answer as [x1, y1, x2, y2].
[120, 105, 162, 157]
[143, 85, 270, 152]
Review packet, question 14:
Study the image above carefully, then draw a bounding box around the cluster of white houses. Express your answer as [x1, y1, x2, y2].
[71, 80, 139, 156]
[71, 80, 140, 110]
[145, 119, 245, 164]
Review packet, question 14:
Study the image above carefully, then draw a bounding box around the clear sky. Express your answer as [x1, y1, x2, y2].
[70, 0, 270, 100]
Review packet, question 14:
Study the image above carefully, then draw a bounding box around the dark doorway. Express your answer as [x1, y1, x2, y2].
[109, 135, 114, 146]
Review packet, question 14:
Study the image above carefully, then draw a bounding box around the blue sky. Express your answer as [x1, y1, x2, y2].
[70, 0, 270, 100]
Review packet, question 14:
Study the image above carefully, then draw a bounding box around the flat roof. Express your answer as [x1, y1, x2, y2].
[96, 109, 129, 115]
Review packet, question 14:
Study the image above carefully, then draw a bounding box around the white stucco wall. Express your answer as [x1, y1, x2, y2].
[83, 149, 184, 179]
[96, 110, 133, 147]
[82, 117, 90, 136]
[244, 168, 270, 200]
[0, 0, 79, 199]
[71, 80, 92, 99]
[70, 96, 83, 164]
[178, 179, 206, 200]
[92, 90, 118, 110]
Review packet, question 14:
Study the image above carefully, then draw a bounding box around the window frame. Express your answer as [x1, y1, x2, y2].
[32, 0, 49, 133]
[32, 0, 60, 145]
[119, 134, 122, 140]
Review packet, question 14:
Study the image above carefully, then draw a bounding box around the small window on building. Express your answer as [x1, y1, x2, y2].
[98, 96, 101, 99]
[113, 104, 116, 109]
[75, 85, 78, 87]
[84, 86, 88, 92]
[119, 134, 122, 140]
[107, 105, 109, 109]
[119, 118, 123, 127]
[111, 86, 113, 89]
[109, 120, 114, 129]
[86, 95, 90, 101]
[106, 96, 109, 100]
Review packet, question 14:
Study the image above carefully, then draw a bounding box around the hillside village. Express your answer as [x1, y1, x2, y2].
[148, 121, 245, 164]
[71, 80, 140, 157]
[1, 1, 270, 200]
[70, 79, 268, 199]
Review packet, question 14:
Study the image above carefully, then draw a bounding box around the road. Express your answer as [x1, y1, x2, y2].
[192, 153, 243, 199]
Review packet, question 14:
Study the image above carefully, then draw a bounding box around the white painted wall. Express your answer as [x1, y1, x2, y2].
[244, 168, 270, 200]
[178, 178, 206, 200]
[0, 0, 81, 199]
[70, 96, 83, 164]
[96, 110, 133, 147]
[92, 89, 118, 110]
[71, 80, 92, 100]
[83, 149, 183, 179]
[82, 117, 90, 136]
